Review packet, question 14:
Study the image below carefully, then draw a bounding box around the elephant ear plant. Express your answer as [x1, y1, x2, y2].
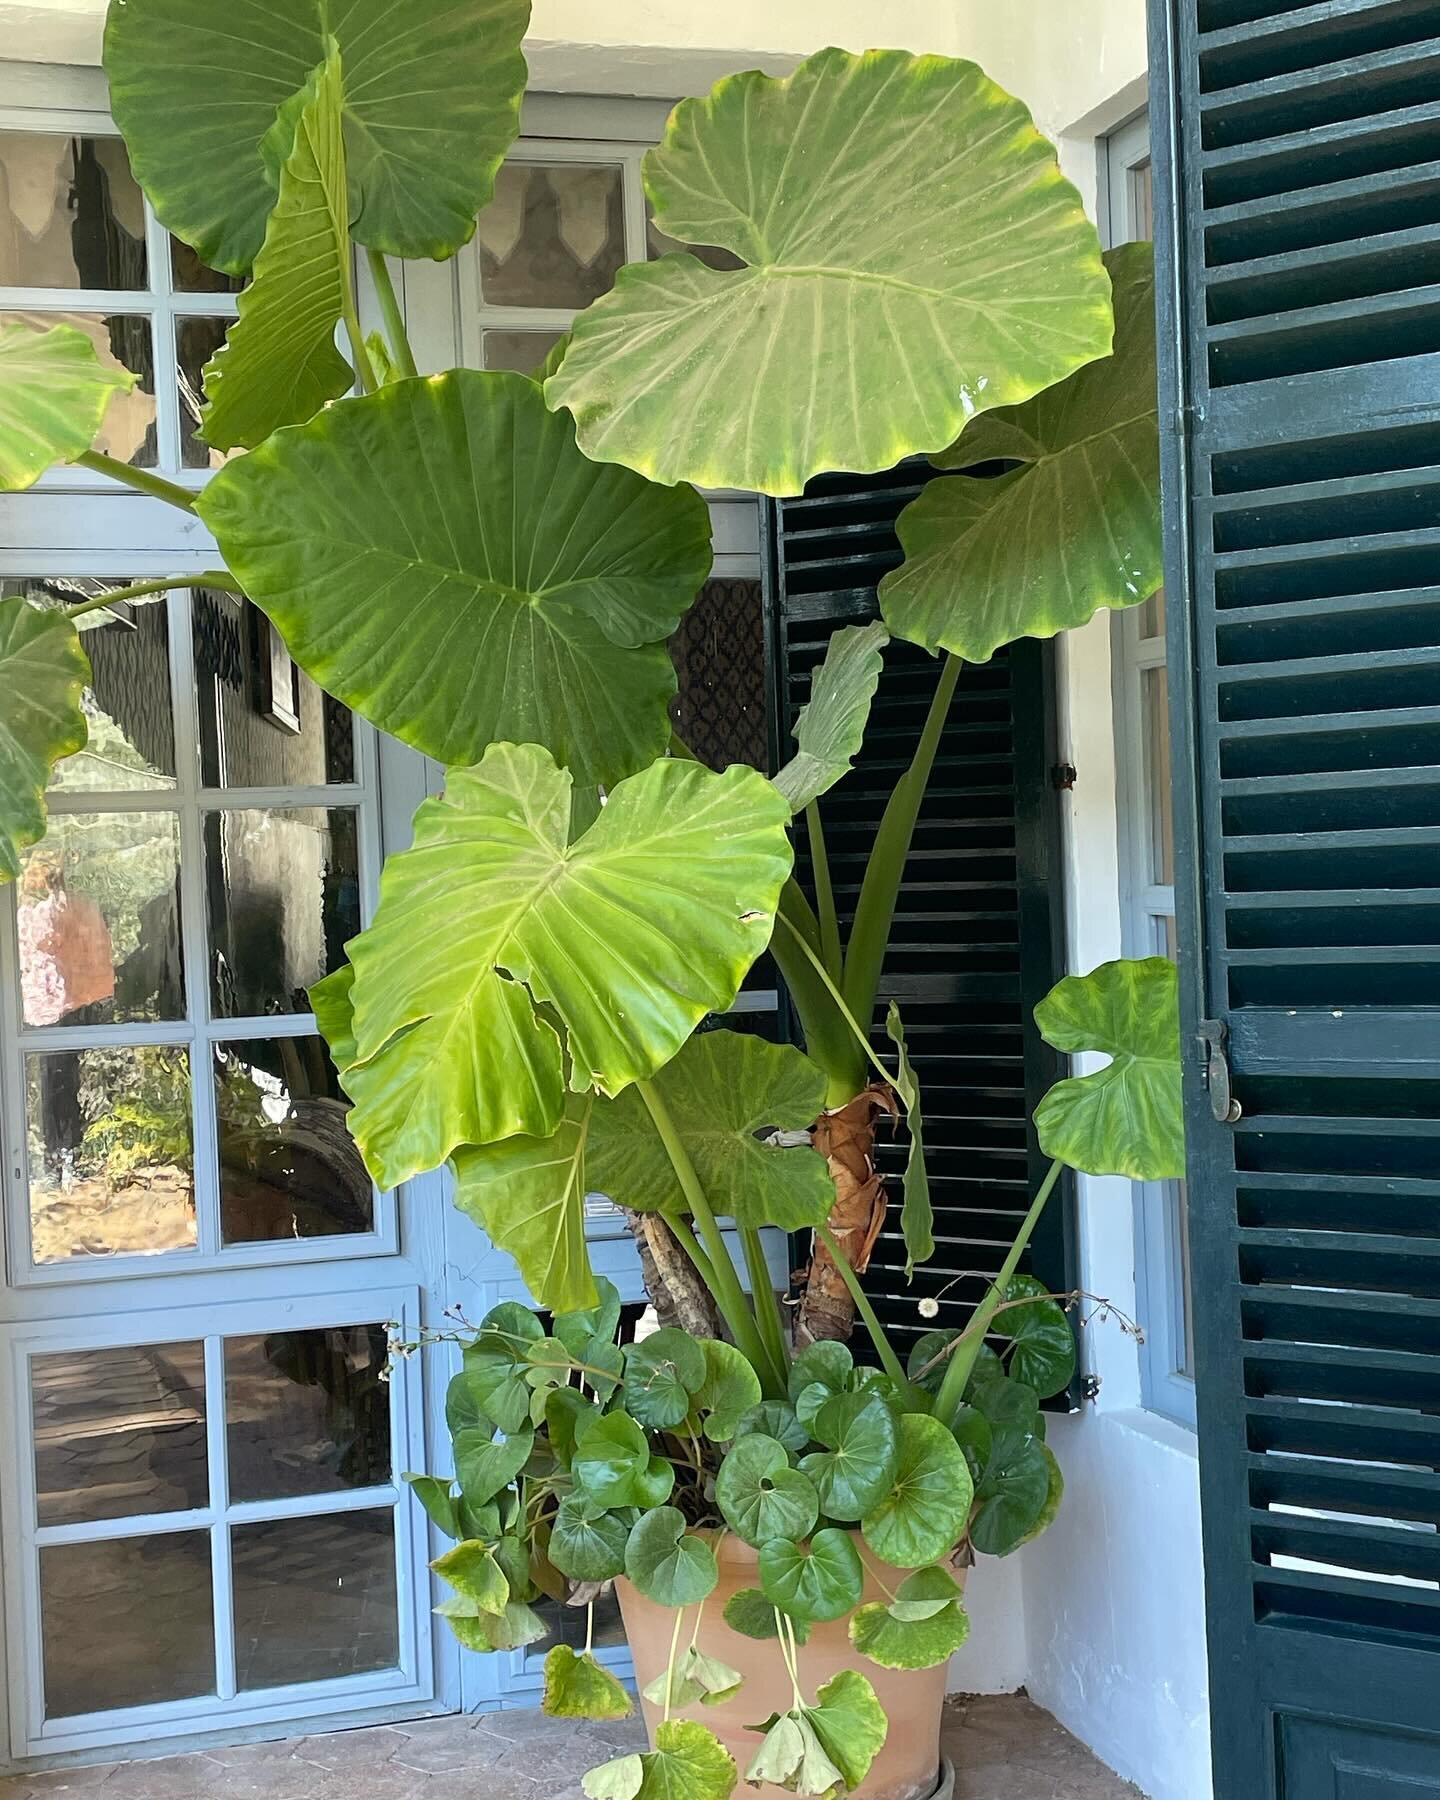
[0, 5, 1182, 1793]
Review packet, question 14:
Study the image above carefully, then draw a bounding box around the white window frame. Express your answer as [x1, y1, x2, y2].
[1103, 113, 1196, 1431]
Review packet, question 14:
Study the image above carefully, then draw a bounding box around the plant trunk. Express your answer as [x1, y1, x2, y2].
[624, 1207, 725, 1339]
[794, 1083, 897, 1347]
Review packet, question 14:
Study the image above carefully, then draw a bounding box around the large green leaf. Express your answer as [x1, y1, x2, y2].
[548, 1495, 631, 1582]
[993, 1274, 1077, 1400]
[199, 47, 353, 452]
[970, 1438, 1051, 1557]
[850, 1567, 971, 1671]
[885, 1003, 932, 1278]
[0, 322, 136, 492]
[452, 1096, 597, 1314]
[582, 1721, 736, 1800]
[462, 1302, 544, 1435]
[721, 1588, 810, 1648]
[622, 1328, 707, 1431]
[1034, 957, 1185, 1180]
[859, 1414, 972, 1569]
[716, 1434, 819, 1549]
[694, 1341, 762, 1445]
[327, 746, 791, 1190]
[805, 1670, 888, 1793]
[799, 1393, 898, 1521]
[198, 370, 709, 787]
[453, 1426, 532, 1507]
[588, 1030, 832, 1231]
[623, 1506, 718, 1607]
[546, 48, 1110, 496]
[759, 1529, 863, 1625]
[573, 1411, 674, 1512]
[881, 243, 1160, 664]
[772, 623, 888, 814]
[104, 0, 529, 273]
[0, 600, 90, 882]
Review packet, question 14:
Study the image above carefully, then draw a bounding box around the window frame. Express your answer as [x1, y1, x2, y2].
[1103, 112, 1197, 1431]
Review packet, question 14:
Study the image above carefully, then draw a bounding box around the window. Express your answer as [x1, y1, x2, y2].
[1104, 116, 1195, 1428]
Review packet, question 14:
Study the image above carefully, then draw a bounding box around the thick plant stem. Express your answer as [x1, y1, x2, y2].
[366, 248, 419, 378]
[805, 801, 842, 982]
[741, 1224, 791, 1379]
[637, 1080, 785, 1397]
[66, 571, 240, 619]
[75, 451, 198, 513]
[843, 653, 963, 1030]
[816, 1223, 910, 1392]
[771, 880, 865, 1104]
[933, 1157, 1066, 1430]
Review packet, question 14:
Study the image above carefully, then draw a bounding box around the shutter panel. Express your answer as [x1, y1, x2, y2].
[763, 465, 1073, 1386]
[1154, 0, 1440, 1790]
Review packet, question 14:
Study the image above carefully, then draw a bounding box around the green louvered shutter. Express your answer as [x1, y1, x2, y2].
[1153, 0, 1440, 1790]
[763, 464, 1075, 1386]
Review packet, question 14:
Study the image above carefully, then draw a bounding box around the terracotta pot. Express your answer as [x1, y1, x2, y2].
[616, 1533, 957, 1800]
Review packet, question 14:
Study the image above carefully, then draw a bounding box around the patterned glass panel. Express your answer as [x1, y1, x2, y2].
[0, 131, 146, 289]
[479, 162, 625, 307]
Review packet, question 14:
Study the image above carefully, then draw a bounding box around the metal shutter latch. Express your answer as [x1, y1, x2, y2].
[1197, 1019, 1242, 1125]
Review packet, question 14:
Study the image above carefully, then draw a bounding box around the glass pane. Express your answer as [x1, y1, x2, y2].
[479, 162, 625, 308]
[216, 1037, 374, 1244]
[645, 213, 744, 272]
[225, 1323, 391, 1500]
[26, 1046, 195, 1265]
[204, 808, 360, 1017]
[1154, 912, 1179, 961]
[41, 1531, 214, 1717]
[33, 1341, 207, 1527]
[1127, 158, 1155, 241]
[231, 1510, 398, 1690]
[17, 813, 183, 1027]
[0, 130, 147, 289]
[1141, 663, 1175, 886]
[481, 327, 564, 374]
[171, 236, 245, 295]
[533, 1586, 625, 1658]
[1176, 1181, 1194, 1375]
[176, 316, 237, 471]
[1, 309, 157, 467]
[193, 588, 356, 788]
[1139, 587, 1166, 640]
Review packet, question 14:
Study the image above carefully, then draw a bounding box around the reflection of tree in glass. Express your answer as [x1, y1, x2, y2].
[79, 1047, 191, 1189]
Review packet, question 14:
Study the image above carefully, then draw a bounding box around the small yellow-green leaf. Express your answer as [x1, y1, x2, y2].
[543, 1645, 633, 1721]
[0, 599, 90, 881]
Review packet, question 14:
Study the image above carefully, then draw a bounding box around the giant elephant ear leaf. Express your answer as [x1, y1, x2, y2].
[587, 1030, 833, 1231]
[772, 623, 888, 815]
[1034, 956, 1185, 1180]
[0, 322, 136, 492]
[545, 47, 1110, 496]
[104, 0, 529, 274]
[0, 600, 90, 882]
[332, 746, 792, 1189]
[197, 370, 710, 788]
[880, 242, 1161, 664]
[198, 45, 354, 452]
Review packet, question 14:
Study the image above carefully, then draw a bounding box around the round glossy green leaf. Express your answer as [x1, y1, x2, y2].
[463, 1305, 545, 1435]
[454, 1426, 532, 1507]
[950, 1405, 993, 1483]
[772, 623, 888, 814]
[792, 1383, 832, 1431]
[1034, 957, 1185, 1180]
[787, 1342, 853, 1405]
[543, 1645, 633, 1721]
[572, 1411, 649, 1509]
[905, 1331, 957, 1396]
[198, 371, 710, 789]
[881, 244, 1160, 664]
[547, 48, 1109, 496]
[971, 1439, 1052, 1557]
[738, 1401, 809, 1457]
[716, 1435, 820, 1549]
[104, 0, 528, 272]
[721, 1587, 810, 1647]
[758, 1528, 863, 1624]
[0, 599, 89, 883]
[548, 1496, 634, 1582]
[588, 1030, 831, 1231]
[543, 1388, 597, 1469]
[850, 1593, 970, 1670]
[622, 1328, 707, 1430]
[693, 1341, 762, 1444]
[198, 47, 353, 452]
[993, 1274, 1077, 1400]
[328, 745, 792, 1190]
[631, 1455, 679, 1510]
[860, 1414, 973, 1568]
[0, 322, 136, 492]
[806, 1669, 888, 1791]
[555, 1277, 624, 1360]
[623, 1506, 718, 1607]
[799, 1393, 899, 1522]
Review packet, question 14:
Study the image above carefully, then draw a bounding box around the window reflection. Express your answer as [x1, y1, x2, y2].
[215, 1036, 374, 1244]
[479, 162, 626, 308]
[225, 1323, 391, 1499]
[481, 327, 565, 374]
[0, 131, 146, 289]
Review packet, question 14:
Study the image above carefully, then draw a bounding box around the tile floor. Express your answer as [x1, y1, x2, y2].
[0, 1693, 1145, 1798]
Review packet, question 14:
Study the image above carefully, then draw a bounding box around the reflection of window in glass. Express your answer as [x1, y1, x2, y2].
[479, 162, 626, 308]
[41, 1531, 215, 1717]
[17, 812, 183, 1026]
[225, 1323, 391, 1499]
[32, 1341, 208, 1526]
[204, 808, 361, 1017]
[0, 131, 147, 289]
[25, 1046, 196, 1264]
[231, 1510, 398, 1691]
[215, 1037, 374, 1244]
[480, 326, 565, 374]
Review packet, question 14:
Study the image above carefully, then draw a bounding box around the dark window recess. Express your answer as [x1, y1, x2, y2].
[762, 465, 1073, 1394]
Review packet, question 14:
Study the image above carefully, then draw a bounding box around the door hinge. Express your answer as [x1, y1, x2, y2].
[1051, 762, 1077, 790]
[1197, 1018, 1242, 1124]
